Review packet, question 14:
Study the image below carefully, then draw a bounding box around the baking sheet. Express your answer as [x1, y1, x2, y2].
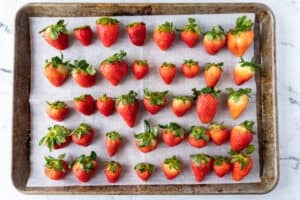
[27, 13, 259, 187]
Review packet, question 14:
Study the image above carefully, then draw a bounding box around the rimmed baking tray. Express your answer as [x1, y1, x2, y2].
[12, 2, 278, 194]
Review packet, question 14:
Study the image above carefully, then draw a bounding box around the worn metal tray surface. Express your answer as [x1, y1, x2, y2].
[12, 3, 278, 194]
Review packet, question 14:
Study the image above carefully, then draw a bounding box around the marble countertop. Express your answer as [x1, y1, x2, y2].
[1, 0, 299, 199]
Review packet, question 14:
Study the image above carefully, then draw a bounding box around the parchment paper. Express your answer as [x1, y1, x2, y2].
[27, 13, 259, 186]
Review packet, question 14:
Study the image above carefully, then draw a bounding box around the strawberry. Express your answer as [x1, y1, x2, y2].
[73, 25, 93, 46]
[227, 16, 254, 56]
[71, 123, 94, 147]
[227, 88, 252, 119]
[233, 57, 260, 85]
[207, 122, 229, 145]
[39, 19, 69, 50]
[73, 94, 95, 115]
[172, 96, 192, 117]
[181, 59, 200, 78]
[159, 62, 176, 84]
[143, 88, 168, 115]
[230, 144, 256, 181]
[44, 154, 68, 180]
[100, 50, 128, 86]
[39, 125, 71, 151]
[193, 87, 220, 124]
[230, 120, 255, 152]
[105, 131, 122, 157]
[44, 53, 69, 87]
[177, 18, 200, 48]
[104, 160, 122, 183]
[160, 122, 185, 147]
[162, 155, 182, 180]
[213, 156, 231, 178]
[70, 59, 96, 87]
[153, 21, 175, 50]
[134, 120, 159, 153]
[204, 62, 223, 87]
[188, 126, 210, 148]
[127, 22, 146, 46]
[46, 101, 69, 121]
[132, 60, 149, 80]
[71, 151, 98, 182]
[116, 91, 139, 128]
[203, 25, 226, 55]
[96, 17, 119, 47]
[134, 162, 154, 181]
[190, 153, 213, 182]
[96, 94, 115, 116]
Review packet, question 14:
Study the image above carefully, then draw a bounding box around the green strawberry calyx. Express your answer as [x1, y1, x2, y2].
[239, 120, 255, 133]
[183, 59, 199, 66]
[116, 90, 137, 106]
[214, 156, 230, 166]
[226, 88, 252, 103]
[189, 126, 209, 141]
[106, 131, 121, 140]
[127, 21, 145, 28]
[73, 25, 90, 31]
[230, 16, 253, 34]
[161, 62, 175, 68]
[71, 151, 97, 173]
[156, 21, 174, 33]
[74, 94, 91, 102]
[39, 19, 69, 40]
[102, 50, 127, 64]
[229, 144, 256, 170]
[96, 17, 119, 25]
[190, 153, 211, 166]
[204, 62, 223, 71]
[192, 87, 221, 100]
[105, 160, 121, 173]
[173, 96, 192, 103]
[209, 122, 226, 130]
[71, 123, 92, 139]
[205, 25, 226, 40]
[45, 53, 70, 68]
[98, 93, 112, 102]
[144, 88, 168, 106]
[134, 162, 154, 173]
[177, 18, 201, 34]
[239, 57, 261, 71]
[159, 122, 184, 137]
[39, 125, 70, 152]
[70, 59, 96, 75]
[134, 120, 158, 147]
[44, 153, 66, 171]
[164, 155, 182, 170]
[47, 101, 67, 109]
[134, 59, 148, 66]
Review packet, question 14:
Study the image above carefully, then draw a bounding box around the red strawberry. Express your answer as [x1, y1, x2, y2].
[44, 53, 69, 87]
[207, 122, 229, 145]
[227, 88, 252, 119]
[96, 17, 119, 47]
[172, 96, 192, 117]
[46, 101, 69, 121]
[134, 120, 159, 153]
[73, 25, 93, 46]
[190, 154, 213, 182]
[132, 60, 149, 80]
[100, 50, 128, 86]
[178, 18, 200, 48]
[160, 122, 185, 147]
[104, 160, 122, 183]
[44, 154, 68, 180]
[71, 59, 96, 87]
[162, 155, 182, 180]
[39, 125, 71, 151]
[181, 59, 200, 78]
[204, 62, 223, 87]
[127, 22, 146, 46]
[71, 123, 94, 147]
[227, 16, 254, 57]
[233, 57, 260, 85]
[203, 25, 226, 55]
[188, 126, 210, 148]
[230, 144, 255, 181]
[39, 19, 69, 50]
[159, 62, 176, 84]
[143, 88, 168, 115]
[105, 131, 122, 157]
[96, 94, 115, 116]
[73, 94, 95, 115]
[134, 162, 154, 181]
[116, 91, 139, 128]
[193, 87, 220, 124]
[153, 21, 175, 50]
[72, 151, 98, 182]
[230, 120, 255, 152]
[213, 156, 231, 177]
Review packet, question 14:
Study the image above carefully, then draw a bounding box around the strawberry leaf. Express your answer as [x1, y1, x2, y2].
[156, 21, 174, 33]
[240, 57, 261, 70]
[214, 156, 229, 166]
[231, 16, 253, 34]
[102, 50, 127, 64]
[189, 126, 209, 141]
[144, 88, 168, 106]
[106, 131, 121, 140]
[45, 53, 70, 67]
[190, 153, 210, 166]
[159, 122, 184, 137]
[116, 90, 137, 106]
[240, 120, 255, 133]
[47, 101, 67, 109]
[71, 123, 92, 139]
[39, 19, 69, 40]
[204, 62, 223, 71]
[44, 153, 66, 172]
[105, 160, 121, 173]
[127, 21, 145, 28]
[183, 59, 198, 66]
[204, 25, 226, 40]
[71, 151, 97, 173]
[70, 59, 96, 75]
[164, 155, 182, 170]
[226, 87, 252, 103]
[96, 17, 119, 25]
[177, 18, 200, 34]
[192, 87, 221, 100]
[134, 162, 154, 173]
[134, 120, 158, 147]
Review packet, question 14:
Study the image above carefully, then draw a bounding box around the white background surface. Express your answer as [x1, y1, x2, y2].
[1, 0, 300, 199]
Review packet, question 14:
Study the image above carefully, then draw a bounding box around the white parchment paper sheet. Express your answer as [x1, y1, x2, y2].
[27, 13, 259, 186]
